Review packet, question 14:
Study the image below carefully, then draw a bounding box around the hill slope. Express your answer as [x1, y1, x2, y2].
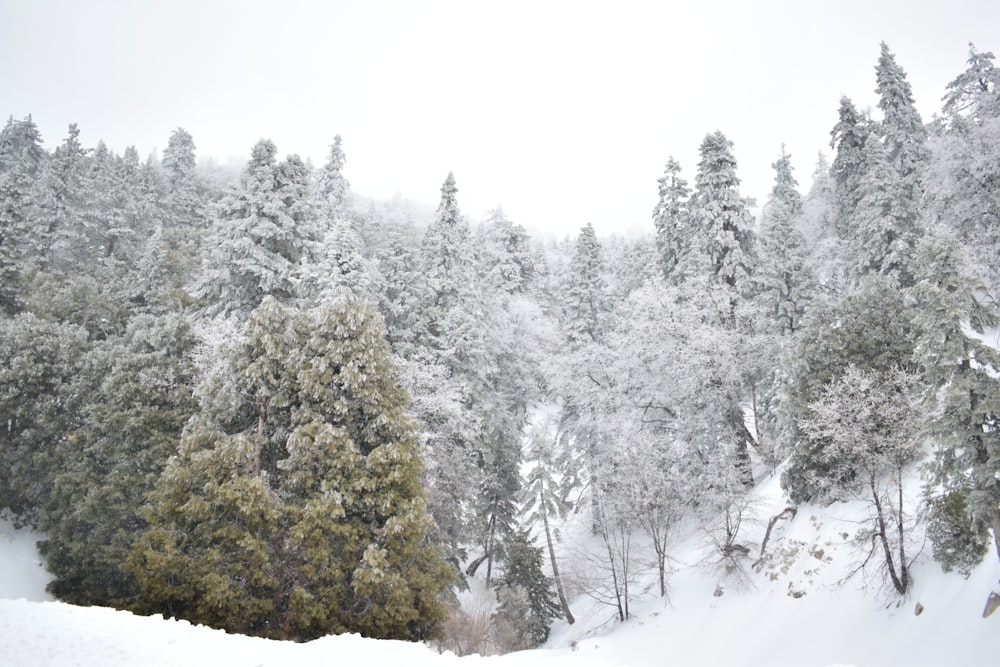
[1, 462, 997, 667]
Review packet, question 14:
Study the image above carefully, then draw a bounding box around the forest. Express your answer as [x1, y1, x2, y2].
[1, 41, 1000, 653]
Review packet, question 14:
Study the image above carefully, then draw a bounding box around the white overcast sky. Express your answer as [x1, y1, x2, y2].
[3, 0, 999, 237]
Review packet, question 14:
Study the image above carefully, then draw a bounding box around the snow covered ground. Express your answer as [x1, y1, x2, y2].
[1, 463, 997, 667]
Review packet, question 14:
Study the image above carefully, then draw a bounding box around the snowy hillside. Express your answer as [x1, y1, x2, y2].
[2, 462, 997, 667]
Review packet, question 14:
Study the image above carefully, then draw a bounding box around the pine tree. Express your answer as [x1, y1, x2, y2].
[782, 277, 921, 503]
[492, 531, 561, 648]
[128, 298, 452, 640]
[35, 124, 89, 272]
[687, 131, 756, 298]
[0, 115, 46, 312]
[0, 313, 91, 524]
[870, 43, 928, 285]
[829, 97, 871, 238]
[520, 416, 574, 624]
[756, 146, 813, 335]
[941, 43, 1000, 124]
[39, 315, 199, 606]
[910, 231, 1000, 563]
[562, 222, 607, 345]
[316, 134, 350, 215]
[651, 157, 690, 281]
[877, 43, 929, 178]
[798, 365, 920, 594]
[193, 140, 319, 319]
[478, 208, 536, 295]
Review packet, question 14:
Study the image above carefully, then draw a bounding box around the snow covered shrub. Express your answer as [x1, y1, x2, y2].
[927, 491, 989, 578]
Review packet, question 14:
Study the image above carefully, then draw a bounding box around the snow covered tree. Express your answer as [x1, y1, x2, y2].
[316, 134, 350, 215]
[478, 208, 536, 295]
[651, 157, 690, 281]
[687, 131, 756, 299]
[35, 123, 89, 272]
[562, 222, 607, 345]
[39, 315, 198, 606]
[782, 277, 921, 503]
[0, 313, 90, 524]
[193, 140, 319, 319]
[755, 146, 813, 335]
[830, 97, 872, 238]
[798, 366, 921, 595]
[877, 43, 929, 184]
[0, 115, 46, 312]
[127, 298, 452, 640]
[520, 415, 574, 624]
[848, 129, 917, 282]
[910, 232, 1000, 564]
[492, 531, 561, 649]
[941, 43, 1000, 124]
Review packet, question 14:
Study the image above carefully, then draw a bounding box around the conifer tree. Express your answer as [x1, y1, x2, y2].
[651, 157, 690, 281]
[910, 232, 1000, 563]
[316, 134, 350, 215]
[941, 43, 1000, 124]
[876, 42, 929, 183]
[40, 315, 199, 606]
[756, 146, 813, 335]
[128, 298, 452, 640]
[36, 124, 89, 272]
[830, 97, 871, 238]
[563, 222, 607, 344]
[0, 115, 46, 312]
[492, 531, 561, 648]
[0, 313, 90, 523]
[520, 417, 574, 624]
[193, 140, 319, 319]
[687, 131, 756, 299]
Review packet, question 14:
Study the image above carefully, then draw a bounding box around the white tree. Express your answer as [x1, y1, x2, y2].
[798, 365, 921, 595]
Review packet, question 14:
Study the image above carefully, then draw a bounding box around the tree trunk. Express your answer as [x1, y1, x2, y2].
[990, 508, 1000, 563]
[870, 474, 907, 595]
[253, 395, 268, 478]
[542, 493, 575, 624]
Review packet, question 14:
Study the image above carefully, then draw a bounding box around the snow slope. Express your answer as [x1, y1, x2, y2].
[1, 464, 998, 667]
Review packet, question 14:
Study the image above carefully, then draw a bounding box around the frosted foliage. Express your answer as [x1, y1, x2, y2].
[194, 140, 319, 318]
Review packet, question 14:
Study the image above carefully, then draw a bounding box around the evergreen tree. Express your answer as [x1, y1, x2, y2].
[782, 277, 920, 502]
[193, 140, 319, 319]
[798, 365, 920, 594]
[829, 97, 871, 238]
[562, 222, 607, 345]
[756, 146, 813, 335]
[492, 531, 561, 649]
[0, 115, 46, 312]
[651, 157, 690, 281]
[876, 42, 929, 182]
[687, 131, 756, 298]
[478, 208, 536, 295]
[35, 124, 89, 272]
[127, 298, 452, 640]
[520, 416, 574, 624]
[316, 134, 350, 215]
[39, 315, 199, 606]
[0, 313, 91, 523]
[910, 232, 1000, 563]
[941, 43, 1000, 124]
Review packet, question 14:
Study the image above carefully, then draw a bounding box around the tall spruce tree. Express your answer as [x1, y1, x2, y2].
[651, 157, 690, 281]
[687, 131, 756, 299]
[910, 232, 1000, 564]
[562, 223, 607, 345]
[193, 140, 319, 319]
[0, 115, 46, 312]
[830, 97, 872, 238]
[756, 146, 813, 335]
